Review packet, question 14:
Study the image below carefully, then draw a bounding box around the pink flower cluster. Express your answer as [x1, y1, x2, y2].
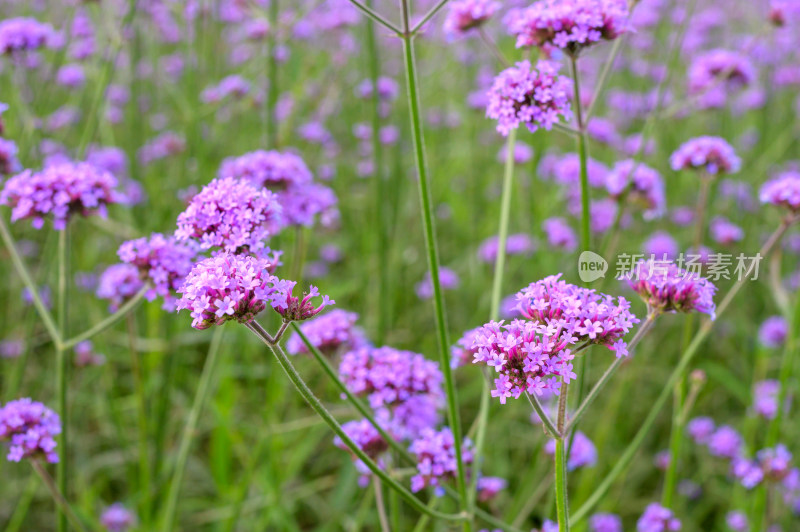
[486, 60, 572, 136]
[175, 177, 283, 252]
[267, 279, 335, 322]
[687, 49, 755, 109]
[0, 17, 54, 54]
[759, 170, 800, 212]
[1, 162, 123, 230]
[443, 0, 501, 36]
[507, 0, 629, 55]
[409, 427, 473, 494]
[605, 160, 666, 220]
[669, 136, 741, 175]
[624, 259, 717, 319]
[0, 398, 61, 463]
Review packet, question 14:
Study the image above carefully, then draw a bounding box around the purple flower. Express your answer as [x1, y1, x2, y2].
[96, 264, 145, 312]
[507, 0, 629, 55]
[444, 0, 501, 36]
[86, 145, 128, 177]
[725, 510, 748, 532]
[687, 416, 715, 444]
[542, 217, 577, 251]
[118, 233, 197, 311]
[451, 327, 482, 369]
[545, 431, 597, 470]
[669, 136, 741, 175]
[176, 252, 280, 330]
[100, 503, 136, 532]
[266, 280, 334, 322]
[486, 60, 572, 136]
[478, 233, 536, 263]
[643, 232, 679, 260]
[760, 170, 800, 212]
[286, 309, 368, 356]
[416, 267, 461, 299]
[0, 398, 60, 463]
[476, 476, 507, 502]
[56, 63, 85, 88]
[624, 259, 717, 319]
[220, 150, 314, 191]
[497, 141, 534, 164]
[0, 137, 21, 175]
[708, 425, 743, 459]
[590, 513, 622, 532]
[636, 503, 681, 532]
[175, 177, 283, 253]
[138, 132, 186, 165]
[1, 162, 123, 230]
[356, 77, 399, 102]
[517, 274, 639, 351]
[339, 346, 444, 411]
[0, 339, 24, 359]
[74, 340, 105, 367]
[759, 316, 787, 348]
[333, 418, 389, 487]
[688, 50, 755, 109]
[545, 153, 610, 189]
[0, 17, 54, 54]
[409, 427, 473, 494]
[587, 117, 620, 145]
[200, 75, 251, 104]
[710, 217, 744, 245]
[605, 160, 665, 219]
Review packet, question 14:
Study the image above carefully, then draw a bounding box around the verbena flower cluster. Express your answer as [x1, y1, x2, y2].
[0, 17, 54, 54]
[118, 233, 197, 310]
[96, 264, 145, 311]
[409, 427, 473, 494]
[758, 316, 787, 348]
[624, 259, 717, 319]
[333, 419, 389, 487]
[267, 280, 335, 322]
[507, 0, 630, 55]
[486, 60, 572, 136]
[636, 503, 681, 532]
[443, 0, 501, 36]
[0, 398, 61, 463]
[286, 309, 368, 356]
[1, 162, 123, 230]
[99, 503, 136, 532]
[669, 136, 741, 175]
[687, 49, 755, 109]
[176, 252, 279, 329]
[477, 233, 536, 263]
[605, 160, 666, 219]
[759, 170, 800, 212]
[175, 177, 283, 252]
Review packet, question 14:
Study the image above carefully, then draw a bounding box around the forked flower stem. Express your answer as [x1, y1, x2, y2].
[62, 286, 148, 350]
[244, 321, 467, 523]
[571, 219, 794, 524]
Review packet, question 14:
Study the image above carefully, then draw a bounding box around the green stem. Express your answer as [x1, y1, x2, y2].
[161, 327, 225, 531]
[765, 287, 800, 446]
[571, 218, 793, 524]
[398, 0, 468, 523]
[31, 461, 88, 532]
[554, 382, 570, 532]
[346, 0, 401, 34]
[490, 128, 516, 319]
[56, 227, 68, 532]
[290, 323, 414, 464]
[266, 0, 280, 148]
[374, 477, 391, 532]
[525, 392, 560, 438]
[411, 0, 450, 34]
[569, 56, 591, 253]
[245, 322, 466, 522]
[364, 4, 389, 343]
[62, 286, 148, 350]
[127, 314, 151, 526]
[0, 215, 61, 346]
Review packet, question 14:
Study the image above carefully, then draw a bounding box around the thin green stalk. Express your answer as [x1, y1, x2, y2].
[584, 36, 625, 121]
[398, 0, 468, 522]
[56, 227, 68, 532]
[490, 128, 516, 318]
[411, 0, 450, 34]
[554, 382, 570, 532]
[525, 392, 560, 438]
[571, 219, 793, 523]
[765, 287, 800, 446]
[569, 56, 591, 253]
[62, 286, 148, 350]
[31, 461, 88, 532]
[245, 322, 466, 523]
[363, 3, 389, 343]
[346, 0, 401, 34]
[0, 215, 61, 346]
[161, 327, 226, 531]
[290, 323, 414, 464]
[374, 478, 391, 532]
[266, 0, 280, 147]
[127, 314, 151, 526]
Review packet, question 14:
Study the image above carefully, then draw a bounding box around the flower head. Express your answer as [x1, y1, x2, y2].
[0, 398, 61, 463]
[1, 162, 123, 230]
[118, 233, 197, 310]
[333, 418, 389, 487]
[476, 476, 507, 502]
[286, 309, 368, 356]
[507, 0, 629, 55]
[266, 280, 334, 321]
[688, 49, 755, 109]
[96, 264, 145, 312]
[759, 316, 787, 348]
[759, 171, 800, 212]
[100, 503, 136, 532]
[409, 427, 473, 494]
[486, 60, 572, 136]
[416, 267, 461, 299]
[451, 327, 483, 369]
[444, 0, 501, 36]
[687, 416, 715, 444]
[753, 379, 781, 420]
[624, 259, 717, 319]
[605, 159, 665, 219]
[0, 17, 54, 54]
[176, 252, 279, 329]
[708, 425, 743, 459]
[542, 217, 577, 251]
[725, 510, 748, 532]
[636, 503, 681, 532]
[219, 150, 313, 191]
[478, 233, 536, 263]
[590, 513, 622, 532]
[669, 136, 741, 175]
[0, 138, 21, 175]
[175, 177, 283, 253]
